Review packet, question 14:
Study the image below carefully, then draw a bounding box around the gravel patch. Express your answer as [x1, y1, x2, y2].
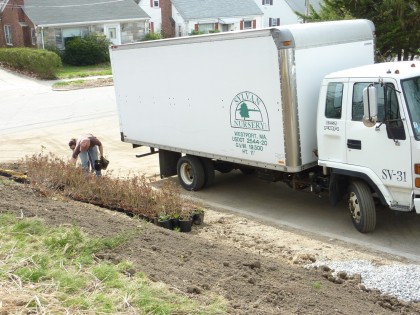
[306, 259, 420, 302]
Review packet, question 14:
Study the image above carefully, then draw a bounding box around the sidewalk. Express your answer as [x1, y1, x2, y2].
[0, 65, 113, 90]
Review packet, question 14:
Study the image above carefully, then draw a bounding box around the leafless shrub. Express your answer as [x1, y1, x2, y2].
[23, 154, 181, 219]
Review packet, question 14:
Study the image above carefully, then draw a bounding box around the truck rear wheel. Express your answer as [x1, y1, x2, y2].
[214, 161, 234, 173]
[239, 166, 255, 175]
[177, 156, 205, 191]
[348, 180, 376, 233]
[200, 158, 215, 188]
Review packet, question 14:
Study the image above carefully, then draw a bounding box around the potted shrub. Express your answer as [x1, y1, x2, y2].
[192, 207, 205, 225]
[178, 207, 194, 233]
[157, 213, 172, 230]
[178, 217, 193, 232]
[169, 211, 180, 230]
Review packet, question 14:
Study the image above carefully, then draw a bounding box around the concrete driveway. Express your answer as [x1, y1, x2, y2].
[180, 171, 420, 261]
[1, 67, 419, 262]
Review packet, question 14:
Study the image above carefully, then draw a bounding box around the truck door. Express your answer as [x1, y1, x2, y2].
[317, 79, 349, 163]
[345, 79, 412, 208]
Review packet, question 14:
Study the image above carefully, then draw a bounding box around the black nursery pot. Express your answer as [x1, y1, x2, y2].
[171, 218, 179, 229]
[158, 219, 173, 230]
[193, 212, 204, 225]
[178, 218, 193, 232]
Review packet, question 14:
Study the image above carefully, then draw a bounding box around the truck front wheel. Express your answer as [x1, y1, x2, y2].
[177, 156, 205, 191]
[348, 181, 376, 233]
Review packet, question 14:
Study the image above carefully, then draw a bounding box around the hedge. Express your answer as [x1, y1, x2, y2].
[0, 48, 62, 79]
[63, 34, 110, 66]
[143, 32, 162, 41]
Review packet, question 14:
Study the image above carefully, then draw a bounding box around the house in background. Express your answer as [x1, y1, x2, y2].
[161, 0, 263, 38]
[256, 0, 321, 27]
[0, 1, 3, 45]
[145, 0, 322, 39]
[0, 0, 36, 48]
[138, 0, 162, 35]
[1, 0, 323, 49]
[0, 0, 150, 49]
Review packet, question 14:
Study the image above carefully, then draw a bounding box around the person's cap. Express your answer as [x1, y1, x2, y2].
[80, 139, 91, 152]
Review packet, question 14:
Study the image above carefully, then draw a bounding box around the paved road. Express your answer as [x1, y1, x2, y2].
[1, 67, 419, 262]
[0, 67, 160, 179]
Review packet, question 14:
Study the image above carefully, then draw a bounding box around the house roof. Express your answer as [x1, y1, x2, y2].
[284, 0, 322, 15]
[172, 0, 263, 20]
[23, 0, 149, 27]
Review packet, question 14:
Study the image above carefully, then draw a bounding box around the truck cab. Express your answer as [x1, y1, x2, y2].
[317, 61, 420, 232]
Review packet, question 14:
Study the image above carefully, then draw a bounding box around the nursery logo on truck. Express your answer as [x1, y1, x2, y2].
[230, 92, 270, 156]
[230, 91, 270, 131]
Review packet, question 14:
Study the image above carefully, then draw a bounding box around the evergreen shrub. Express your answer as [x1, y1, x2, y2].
[143, 32, 162, 41]
[0, 48, 62, 79]
[63, 34, 110, 66]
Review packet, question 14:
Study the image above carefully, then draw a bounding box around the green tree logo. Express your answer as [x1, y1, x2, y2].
[239, 103, 250, 119]
[238, 102, 260, 120]
[230, 91, 270, 131]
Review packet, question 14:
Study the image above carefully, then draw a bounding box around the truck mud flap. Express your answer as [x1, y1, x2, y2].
[159, 150, 181, 178]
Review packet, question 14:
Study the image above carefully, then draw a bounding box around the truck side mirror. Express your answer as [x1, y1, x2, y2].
[362, 85, 378, 127]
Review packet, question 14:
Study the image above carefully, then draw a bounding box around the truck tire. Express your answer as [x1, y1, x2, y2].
[177, 156, 205, 191]
[348, 180, 376, 233]
[214, 161, 234, 173]
[328, 173, 347, 206]
[239, 166, 255, 175]
[200, 158, 215, 188]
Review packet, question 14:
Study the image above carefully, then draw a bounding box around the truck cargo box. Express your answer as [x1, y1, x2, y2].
[110, 19, 375, 172]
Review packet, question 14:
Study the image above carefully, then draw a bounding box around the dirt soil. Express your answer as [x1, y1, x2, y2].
[1, 171, 420, 315]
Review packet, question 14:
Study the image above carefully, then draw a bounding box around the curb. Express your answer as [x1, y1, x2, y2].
[52, 76, 114, 91]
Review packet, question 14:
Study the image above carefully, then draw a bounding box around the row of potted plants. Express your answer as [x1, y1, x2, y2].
[23, 154, 205, 232]
[156, 206, 205, 232]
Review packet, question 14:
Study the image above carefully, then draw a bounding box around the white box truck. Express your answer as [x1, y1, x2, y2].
[110, 20, 420, 233]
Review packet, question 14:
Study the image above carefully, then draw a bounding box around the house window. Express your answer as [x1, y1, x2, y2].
[151, 0, 159, 7]
[262, 0, 273, 5]
[61, 27, 90, 45]
[269, 18, 280, 26]
[198, 23, 214, 34]
[55, 29, 64, 49]
[31, 28, 36, 45]
[80, 27, 89, 37]
[108, 27, 117, 39]
[4, 25, 12, 45]
[243, 20, 253, 29]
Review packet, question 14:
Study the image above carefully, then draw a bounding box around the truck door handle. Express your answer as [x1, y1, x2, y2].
[347, 139, 361, 150]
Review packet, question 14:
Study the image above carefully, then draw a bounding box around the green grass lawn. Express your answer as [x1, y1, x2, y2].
[0, 213, 226, 314]
[56, 63, 112, 79]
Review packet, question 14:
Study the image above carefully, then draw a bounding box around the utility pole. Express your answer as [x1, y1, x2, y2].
[304, 0, 309, 23]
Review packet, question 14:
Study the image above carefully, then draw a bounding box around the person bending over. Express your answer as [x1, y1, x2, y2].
[69, 134, 104, 176]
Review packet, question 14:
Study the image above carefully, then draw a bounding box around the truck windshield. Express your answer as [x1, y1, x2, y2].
[402, 76, 420, 140]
